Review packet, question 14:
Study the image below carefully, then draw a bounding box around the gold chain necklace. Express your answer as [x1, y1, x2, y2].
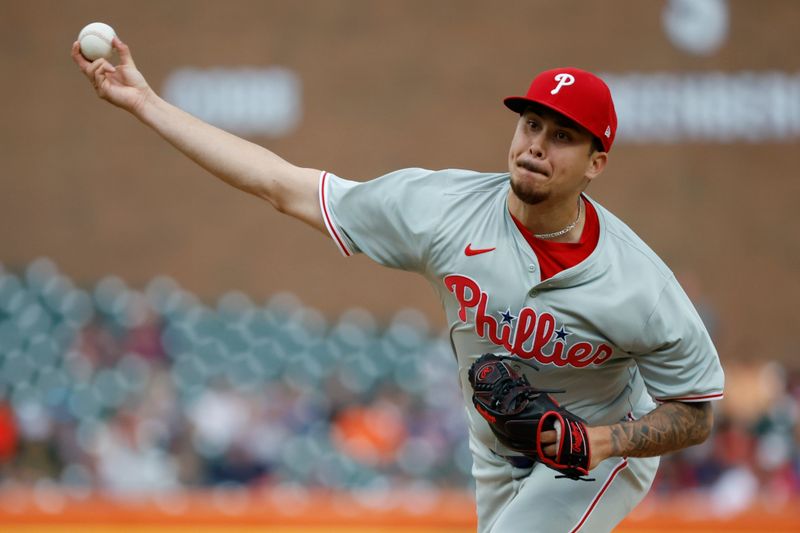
[533, 199, 583, 240]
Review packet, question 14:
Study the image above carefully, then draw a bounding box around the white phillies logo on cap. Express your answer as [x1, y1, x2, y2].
[550, 73, 575, 95]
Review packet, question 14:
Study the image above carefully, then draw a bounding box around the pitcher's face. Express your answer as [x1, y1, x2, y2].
[508, 105, 606, 206]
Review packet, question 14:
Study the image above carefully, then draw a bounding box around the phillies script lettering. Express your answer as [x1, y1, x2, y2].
[445, 274, 613, 367]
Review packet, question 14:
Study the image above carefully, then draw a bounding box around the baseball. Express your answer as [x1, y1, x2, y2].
[78, 22, 116, 61]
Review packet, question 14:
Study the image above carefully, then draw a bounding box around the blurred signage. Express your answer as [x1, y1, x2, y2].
[605, 72, 800, 143]
[604, 0, 798, 144]
[162, 67, 301, 137]
[662, 0, 729, 56]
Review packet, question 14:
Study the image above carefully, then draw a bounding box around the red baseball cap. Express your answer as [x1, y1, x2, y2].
[504, 67, 617, 152]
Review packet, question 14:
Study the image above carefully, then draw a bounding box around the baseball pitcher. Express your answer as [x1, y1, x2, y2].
[72, 36, 724, 533]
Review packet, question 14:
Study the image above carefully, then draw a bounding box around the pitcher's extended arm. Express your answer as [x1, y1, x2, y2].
[71, 37, 324, 232]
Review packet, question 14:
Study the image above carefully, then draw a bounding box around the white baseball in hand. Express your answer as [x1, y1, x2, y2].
[78, 22, 116, 61]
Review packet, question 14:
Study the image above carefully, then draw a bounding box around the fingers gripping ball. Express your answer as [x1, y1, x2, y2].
[468, 353, 593, 480]
[78, 22, 116, 61]
[536, 410, 592, 480]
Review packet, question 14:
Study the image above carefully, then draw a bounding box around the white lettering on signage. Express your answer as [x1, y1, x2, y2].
[603, 71, 800, 143]
[163, 67, 302, 137]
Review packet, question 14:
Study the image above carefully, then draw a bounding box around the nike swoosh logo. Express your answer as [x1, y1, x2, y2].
[465, 244, 496, 256]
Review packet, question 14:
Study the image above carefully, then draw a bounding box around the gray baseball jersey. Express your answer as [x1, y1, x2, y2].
[319, 167, 724, 532]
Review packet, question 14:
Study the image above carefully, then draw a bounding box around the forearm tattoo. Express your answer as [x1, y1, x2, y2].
[609, 401, 713, 458]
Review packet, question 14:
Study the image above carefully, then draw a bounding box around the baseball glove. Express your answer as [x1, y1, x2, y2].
[468, 353, 593, 481]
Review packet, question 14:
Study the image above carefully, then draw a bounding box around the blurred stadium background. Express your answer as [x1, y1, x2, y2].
[1, 1, 799, 531]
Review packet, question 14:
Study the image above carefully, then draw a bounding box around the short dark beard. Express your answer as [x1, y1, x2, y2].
[510, 176, 549, 205]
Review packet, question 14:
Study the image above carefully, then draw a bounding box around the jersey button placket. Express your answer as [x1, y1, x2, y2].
[527, 262, 540, 297]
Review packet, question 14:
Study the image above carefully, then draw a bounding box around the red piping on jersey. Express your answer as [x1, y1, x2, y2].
[319, 172, 351, 257]
[655, 392, 724, 402]
[568, 458, 628, 533]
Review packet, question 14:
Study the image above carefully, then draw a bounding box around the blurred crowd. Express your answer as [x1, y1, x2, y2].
[0, 258, 798, 516]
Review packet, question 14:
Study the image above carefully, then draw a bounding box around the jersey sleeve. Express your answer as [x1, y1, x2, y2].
[318, 169, 446, 272]
[632, 276, 725, 403]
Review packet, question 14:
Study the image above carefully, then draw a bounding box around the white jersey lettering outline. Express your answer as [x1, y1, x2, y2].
[445, 273, 614, 367]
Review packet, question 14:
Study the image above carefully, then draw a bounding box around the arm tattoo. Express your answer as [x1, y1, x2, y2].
[608, 401, 713, 458]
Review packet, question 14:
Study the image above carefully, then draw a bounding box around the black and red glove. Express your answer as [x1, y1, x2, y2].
[468, 353, 592, 480]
